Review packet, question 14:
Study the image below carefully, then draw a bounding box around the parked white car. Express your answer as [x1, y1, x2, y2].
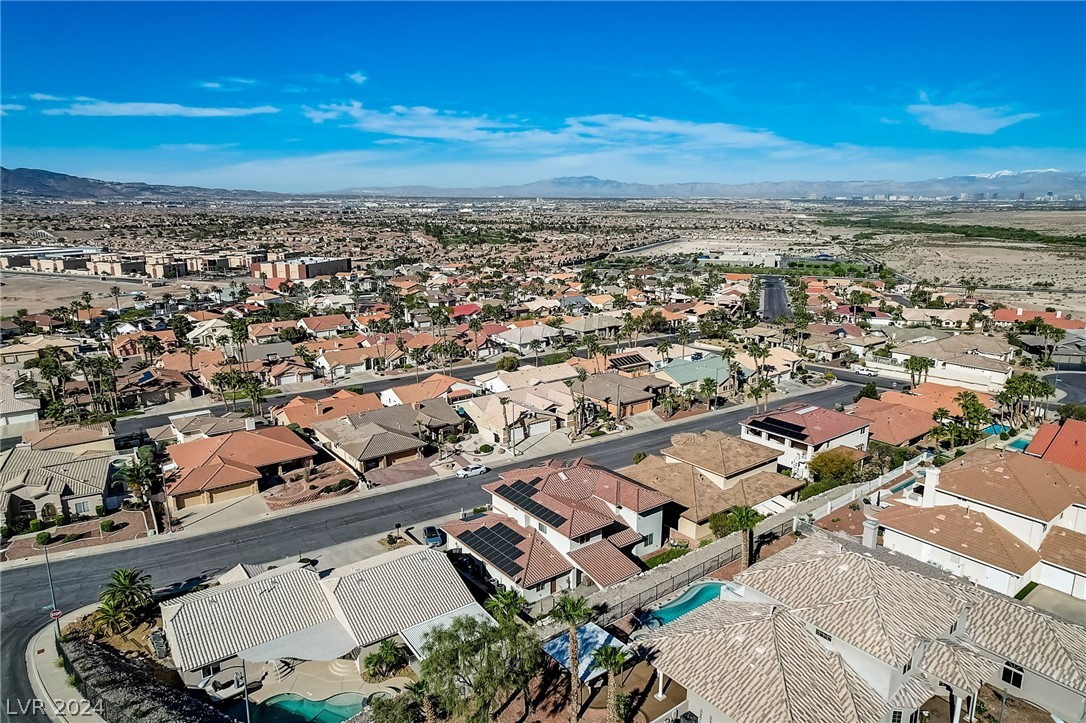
[456, 464, 489, 478]
[852, 366, 879, 377]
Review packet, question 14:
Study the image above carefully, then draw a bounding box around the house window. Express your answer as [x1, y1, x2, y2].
[537, 522, 548, 534]
[200, 661, 222, 678]
[643, 533, 653, 547]
[902, 660, 911, 674]
[74, 501, 90, 516]
[891, 713, 903, 723]
[1001, 661, 1023, 688]
[814, 628, 832, 642]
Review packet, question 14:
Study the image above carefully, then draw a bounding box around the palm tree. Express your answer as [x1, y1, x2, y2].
[137, 335, 164, 363]
[364, 639, 406, 679]
[731, 506, 761, 569]
[656, 340, 671, 362]
[405, 679, 438, 723]
[529, 338, 544, 367]
[499, 396, 516, 455]
[110, 285, 121, 313]
[485, 589, 526, 626]
[100, 567, 153, 614]
[595, 645, 629, 723]
[93, 598, 134, 637]
[550, 594, 594, 723]
[468, 317, 484, 361]
[677, 327, 691, 358]
[699, 377, 717, 410]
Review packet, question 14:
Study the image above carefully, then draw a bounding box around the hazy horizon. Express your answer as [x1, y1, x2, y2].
[2, 2, 1084, 192]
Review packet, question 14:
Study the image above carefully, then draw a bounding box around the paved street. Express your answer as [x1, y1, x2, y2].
[0, 383, 856, 722]
[760, 275, 791, 321]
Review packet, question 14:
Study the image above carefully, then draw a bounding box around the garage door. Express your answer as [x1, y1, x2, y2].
[1039, 563, 1076, 595]
[528, 421, 551, 437]
[209, 485, 252, 504]
[173, 495, 191, 510]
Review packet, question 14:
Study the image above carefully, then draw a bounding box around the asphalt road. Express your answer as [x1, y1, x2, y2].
[760, 276, 792, 321]
[1044, 370, 1086, 405]
[0, 383, 857, 722]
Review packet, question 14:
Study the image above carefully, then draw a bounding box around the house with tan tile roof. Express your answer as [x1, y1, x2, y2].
[298, 314, 354, 338]
[875, 449, 1086, 600]
[623, 432, 801, 540]
[634, 532, 1086, 723]
[165, 427, 316, 510]
[379, 373, 479, 407]
[851, 396, 936, 447]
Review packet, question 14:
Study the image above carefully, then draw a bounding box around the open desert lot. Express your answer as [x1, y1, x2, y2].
[0, 271, 194, 314]
[922, 209, 1086, 234]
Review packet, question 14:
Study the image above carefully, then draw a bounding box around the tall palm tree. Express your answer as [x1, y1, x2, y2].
[655, 340, 671, 362]
[699, 377, 717, 410]
[595, 645, 629, 723]
[405, 679, 438, 723]
[529, 338, 544, 367]
[110, 285, 121, 314]
[550, 594, 594, 723]
[677, 327, 691, 358]
[731, 506, 762, 569]
[468, 317, 484, 361]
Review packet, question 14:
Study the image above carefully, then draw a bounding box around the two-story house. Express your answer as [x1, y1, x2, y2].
[740, 402, 870, 480]
[442, 458, 670, 603]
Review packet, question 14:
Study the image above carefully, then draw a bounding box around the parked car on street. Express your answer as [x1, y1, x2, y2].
[456, 464, 488, 478]
[852, 366, 879, 377]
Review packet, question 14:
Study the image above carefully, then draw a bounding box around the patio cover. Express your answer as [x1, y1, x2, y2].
[399, 602, 493, 659]
[544, 622, 634, 683]
[238, 618, 358, 663]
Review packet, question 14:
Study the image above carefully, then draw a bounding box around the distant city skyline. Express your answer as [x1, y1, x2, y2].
[1, 2, 1083, 192]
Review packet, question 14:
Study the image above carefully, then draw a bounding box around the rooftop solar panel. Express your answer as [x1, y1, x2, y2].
[496, 482, 567, 528]
[460, 526, 526, 578]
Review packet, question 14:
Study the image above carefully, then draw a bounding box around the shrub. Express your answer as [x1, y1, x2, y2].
[308, 484, 318, 490]
[29, 519, 43, 533]
[63, 533, 81, 543]
[321, 485, 333, 494]
[95, 505, 106, 517]
[472, 505, 489, 514]
[100, 520, 116, 533]
[831, 517, 842, 523]
[0, 525, 10, 539]
[495, 355, 520, 372]
[478, 444, 494, 454]
[36, 531, 52, 546]
[632, 451, 647, 465]
[54, 514, 68, 528]
[849, 502, 862, 511]
[999, 431, 1010, 441]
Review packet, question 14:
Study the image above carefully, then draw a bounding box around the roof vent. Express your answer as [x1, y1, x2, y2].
[796, 406, 819, 415]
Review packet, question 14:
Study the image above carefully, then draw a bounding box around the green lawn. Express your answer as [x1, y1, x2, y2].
[645, 547, 690, 568]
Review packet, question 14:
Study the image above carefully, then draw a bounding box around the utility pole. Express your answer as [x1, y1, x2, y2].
[43, 543, 61, 638]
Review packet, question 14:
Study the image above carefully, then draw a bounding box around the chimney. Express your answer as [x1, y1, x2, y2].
[1016, 308, 1023, 316]
[862, 518, 879, 549]
[922, 467, 940, 508]
[1056, 310, 1063, 318]
[245, 417, 256, 431]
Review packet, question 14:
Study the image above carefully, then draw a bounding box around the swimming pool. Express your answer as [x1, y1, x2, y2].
[984, 424, 1010, 436]
[645, 581, 727, 628]
[1007, 438, 1031, 452]
[227, 692, 367, 723]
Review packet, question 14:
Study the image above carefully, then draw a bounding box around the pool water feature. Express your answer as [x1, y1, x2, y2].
[227, 692, 367, 723]
[645, 581, 728, 628]
[984, 424, 1010, 436]
[1007, 438, 1031, 452]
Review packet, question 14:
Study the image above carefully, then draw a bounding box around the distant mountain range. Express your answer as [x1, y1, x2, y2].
[2, 166, 1083, 201]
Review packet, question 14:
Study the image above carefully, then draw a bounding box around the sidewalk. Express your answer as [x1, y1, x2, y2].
[1, 380, 842, 570]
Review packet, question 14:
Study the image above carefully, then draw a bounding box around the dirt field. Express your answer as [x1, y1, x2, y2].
[0, 272, 207, 315]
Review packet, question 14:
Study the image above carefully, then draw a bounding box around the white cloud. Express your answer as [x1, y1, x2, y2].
[308, 101, 516, 141]
[0, 104, 26, 115]
[906, 100, 1039, 135]
[43, 100, 281, 117]
[30, 93, 66, 101]
[348, 71, 368, 85]
[200, 82, 223, 89]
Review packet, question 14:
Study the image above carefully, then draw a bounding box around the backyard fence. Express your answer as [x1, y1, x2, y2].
[535, 452, 930, 637]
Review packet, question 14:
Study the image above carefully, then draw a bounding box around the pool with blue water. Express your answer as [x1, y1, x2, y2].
[647, 581, 726, 627]
[226, 692, 367, 723]
[1007, 438, 1031, 452]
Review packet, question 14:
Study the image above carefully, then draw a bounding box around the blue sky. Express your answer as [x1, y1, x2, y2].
[2, 1, 1083, 191]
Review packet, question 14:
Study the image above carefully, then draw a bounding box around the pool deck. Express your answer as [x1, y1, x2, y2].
[246, 658, 411, 705]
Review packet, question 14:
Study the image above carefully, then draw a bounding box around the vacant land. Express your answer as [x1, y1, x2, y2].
[0, 271, 193, 314]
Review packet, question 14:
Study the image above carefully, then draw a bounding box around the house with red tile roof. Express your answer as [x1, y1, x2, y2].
[740, 402, 871, 480]
[851, 397, 936, 447]
[875, 449, 1086, 600]
[992, 307, 1086, 330]
[442, 458, 670, 601]
[379, 373, 479, 407]
[165, 426, 316, 510]
[298, 314, 354, 338]
[1025, 419, 1086, 473]
[112, 330, 177, 359]
[271, 389, 383, 429]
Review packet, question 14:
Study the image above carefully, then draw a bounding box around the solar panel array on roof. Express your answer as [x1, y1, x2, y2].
[750, 417, 808, 439]
[460, 523, 526, 577]
[497, 480, 567, 527]
[610, 353, 648, 368]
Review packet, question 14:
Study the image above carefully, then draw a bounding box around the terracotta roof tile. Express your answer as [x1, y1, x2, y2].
[1025, 419, 1086, 473]
[567, 539, 641, 587]
[1039, 526, 1086, 575]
